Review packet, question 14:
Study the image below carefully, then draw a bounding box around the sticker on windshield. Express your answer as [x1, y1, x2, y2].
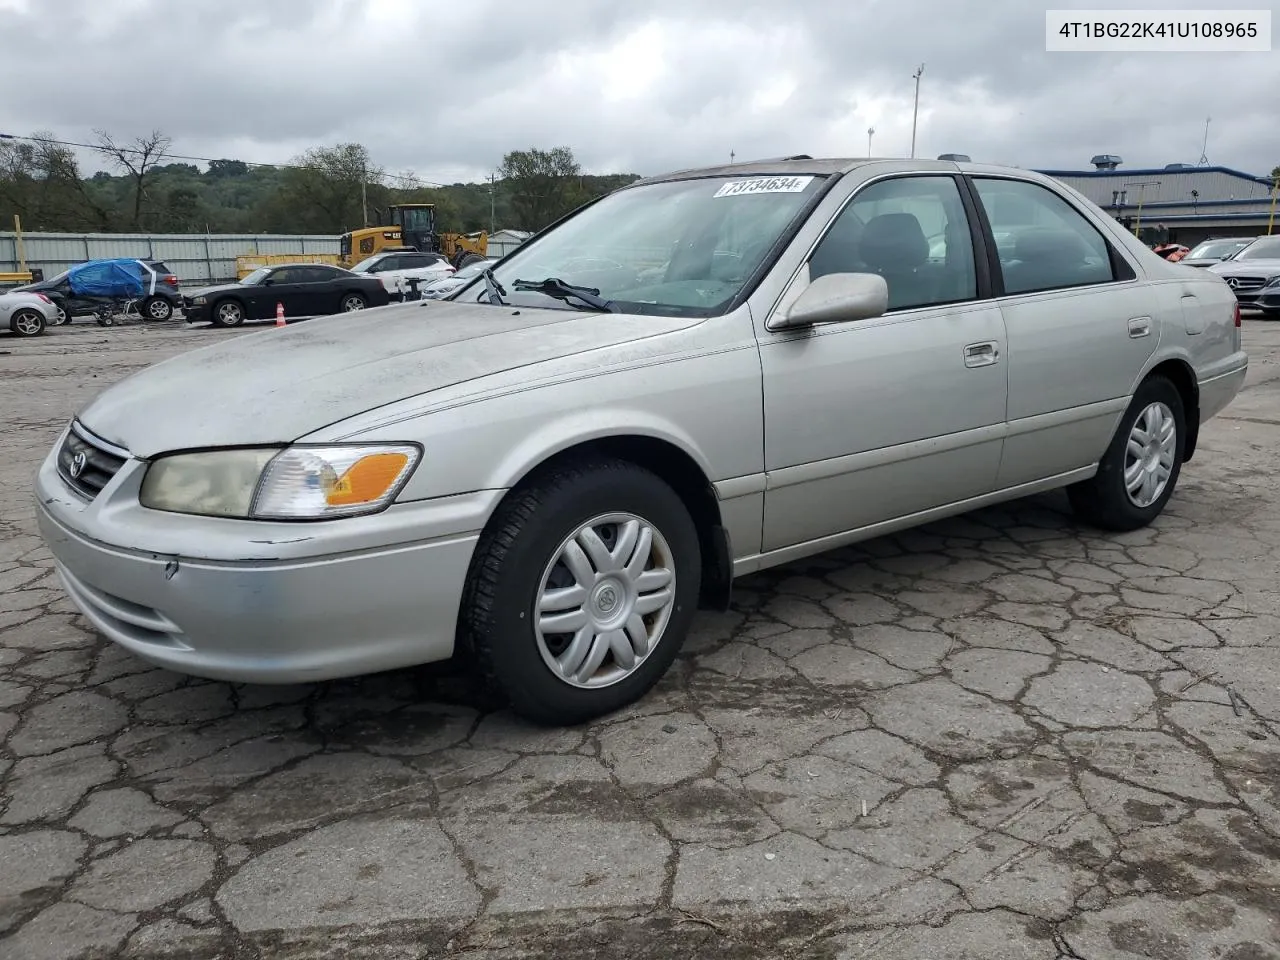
[713, 176, 814, 198]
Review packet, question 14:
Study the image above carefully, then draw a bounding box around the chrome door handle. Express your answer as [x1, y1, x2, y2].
[963, 341, 1000, 367]
[1128, 316, 1152, 338]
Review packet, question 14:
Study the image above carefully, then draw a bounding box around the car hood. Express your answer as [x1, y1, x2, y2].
[76, 299, 700, 458]
[1208, 258, 1280, 276]
[183, 282, 243, 299]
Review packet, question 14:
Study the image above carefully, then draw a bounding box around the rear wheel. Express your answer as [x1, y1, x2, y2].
[459, 458, 701, 725]
[211, 300, 245, 327]
[1067, 374, 1185, 531]
[51, 302, 70, 325]
[141, 296, 173, 321]
[454, 251, 486, 270]
[340, 293, 367, 312]
[10, 309, 46, 337]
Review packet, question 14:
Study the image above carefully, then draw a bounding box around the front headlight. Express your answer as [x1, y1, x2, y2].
[139, 444, 421, 520]
[191, 295, 207, 304]
[1263, 276, 1280, 290]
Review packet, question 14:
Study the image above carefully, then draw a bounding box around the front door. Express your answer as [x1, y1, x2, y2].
[966, 176, 1161, 488]
[247, 266, 310, 319]
[758, 173, 1009, 553]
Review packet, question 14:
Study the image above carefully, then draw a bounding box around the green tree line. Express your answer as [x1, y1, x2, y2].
[0, 131, 640, 236]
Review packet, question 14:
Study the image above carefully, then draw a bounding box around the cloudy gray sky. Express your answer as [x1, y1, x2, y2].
[1, 0, 1276, 185]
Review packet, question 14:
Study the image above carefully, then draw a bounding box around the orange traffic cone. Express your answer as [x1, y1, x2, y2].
[275, 302, 286, 327]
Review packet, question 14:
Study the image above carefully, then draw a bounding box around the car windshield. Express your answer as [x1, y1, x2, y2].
[1234, 237, 1280, 261]
[349, 256, 382, 273]
[458, 174, 828, 317]
[240, 268, 270, 285]
[1188, 239, 1249, 260]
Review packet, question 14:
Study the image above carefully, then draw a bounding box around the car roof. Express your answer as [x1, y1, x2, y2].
[627, 156, 1051, 188]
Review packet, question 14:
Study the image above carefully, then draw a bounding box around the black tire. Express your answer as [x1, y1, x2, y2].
[209, 299, 244, 328]
[95, 312, 114, 327]
[141, 296, 173, 322]
[9, 309, 46, 337]
[1067, 374, 1185, 531]
[51, 302, 70, 325]
[459, 457, 701, 725]
[454, 251, 486, 270]
[340, 293, 367, 312]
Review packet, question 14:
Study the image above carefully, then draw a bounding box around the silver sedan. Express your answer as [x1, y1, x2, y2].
[1, 289, 58, 337]
[34, 157, 1247, 724]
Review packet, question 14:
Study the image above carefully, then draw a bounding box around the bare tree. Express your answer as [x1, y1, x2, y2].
[93, 128, 172, 228]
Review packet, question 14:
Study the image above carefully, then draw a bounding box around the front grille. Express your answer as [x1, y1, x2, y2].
[1225, 276, 1267, 292]
[56, 422, 129, 500]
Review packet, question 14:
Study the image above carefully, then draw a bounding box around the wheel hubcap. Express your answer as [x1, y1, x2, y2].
[534, 512, 677, 689]
[218, 304, 240, 323]
[344, 298, 364, 311]
[15, 313, 40, 334]
[149, 301, 167, 318]
[1124, 401, 1176, 508]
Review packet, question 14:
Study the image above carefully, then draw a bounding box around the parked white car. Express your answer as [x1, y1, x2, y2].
[0, 289, 58, 337]
[420, 258, 495, 299]
[349, 250, 455, 298]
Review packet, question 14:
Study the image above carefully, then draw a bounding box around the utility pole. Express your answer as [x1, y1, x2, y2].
[730, 149, 735, 164]
[487, 173, 496, 234]
[361, 158, 369, 227]
[867, 127, 875, 158]
[910, 63, 925, 159]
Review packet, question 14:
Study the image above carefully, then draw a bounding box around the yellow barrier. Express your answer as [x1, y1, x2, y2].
[0, 271, 33, 285]
[235, 254, 343, 279]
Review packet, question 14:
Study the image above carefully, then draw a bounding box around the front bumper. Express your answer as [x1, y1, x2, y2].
[1256, 289, 1280, 311]
[34, 429, 494, 684]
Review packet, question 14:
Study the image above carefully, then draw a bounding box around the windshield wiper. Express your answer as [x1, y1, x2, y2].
[511, 277, 618, 312]
[481, 268, 506, 305]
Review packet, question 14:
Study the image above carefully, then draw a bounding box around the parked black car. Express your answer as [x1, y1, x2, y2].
[13, 259, 183, 323]
[183, 264, 391, 327]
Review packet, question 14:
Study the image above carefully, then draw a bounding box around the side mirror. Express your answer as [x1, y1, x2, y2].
[777, 272, 888, 328]
[262, 277, 275, 286]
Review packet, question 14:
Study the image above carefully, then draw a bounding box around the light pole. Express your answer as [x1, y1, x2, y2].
[867, 127, 875, 158]
[1268, 174, 1278, 235]
[910, 63, 925, 159]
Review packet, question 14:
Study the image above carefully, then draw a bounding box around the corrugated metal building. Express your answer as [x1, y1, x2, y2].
[487, 229, 533, 258]
[0, 232, 340, 285]
[1035, 156, 1278, 246]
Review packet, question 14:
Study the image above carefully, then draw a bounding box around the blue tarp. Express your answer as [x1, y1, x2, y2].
[66, 258, 152, 298]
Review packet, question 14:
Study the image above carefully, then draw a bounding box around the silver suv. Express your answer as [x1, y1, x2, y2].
[34, 157, 1247, 724]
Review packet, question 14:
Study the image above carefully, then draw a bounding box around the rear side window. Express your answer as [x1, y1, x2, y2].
[971, 178, 1118, 295]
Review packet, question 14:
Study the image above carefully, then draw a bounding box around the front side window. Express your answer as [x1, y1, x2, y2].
[808, 175, 978, 311]
[240, 268, 269, 286]
[467, 174, 828, 317]
[973, 178, 1117, 294]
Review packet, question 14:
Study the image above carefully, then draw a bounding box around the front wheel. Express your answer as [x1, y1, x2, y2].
[1067, 374, 1185, 531]
[459, 458, 701, 725]
[210, 300, 245, 328]
[51, 303, 70, 325]
[340, 293, 367, 312]
[141, 296, 173, 321]
[10, 309, 47, 337]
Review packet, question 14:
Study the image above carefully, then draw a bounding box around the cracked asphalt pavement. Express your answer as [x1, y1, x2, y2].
[2, 318, 1279, 959]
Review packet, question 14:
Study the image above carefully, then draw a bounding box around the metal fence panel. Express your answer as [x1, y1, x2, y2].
[0, 231, 341, 284]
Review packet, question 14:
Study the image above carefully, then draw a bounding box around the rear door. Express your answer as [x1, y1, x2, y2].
[965, 175, 1158, 488]
[303, 266, 349, 313]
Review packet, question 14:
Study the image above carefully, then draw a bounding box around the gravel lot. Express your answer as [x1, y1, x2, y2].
[2, 317, 1279, 959]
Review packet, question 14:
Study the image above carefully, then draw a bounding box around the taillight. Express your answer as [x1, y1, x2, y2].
[164, 275, 179, 286]
[1234, 303, 1241, 327]
[36, 293, 51, 303]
